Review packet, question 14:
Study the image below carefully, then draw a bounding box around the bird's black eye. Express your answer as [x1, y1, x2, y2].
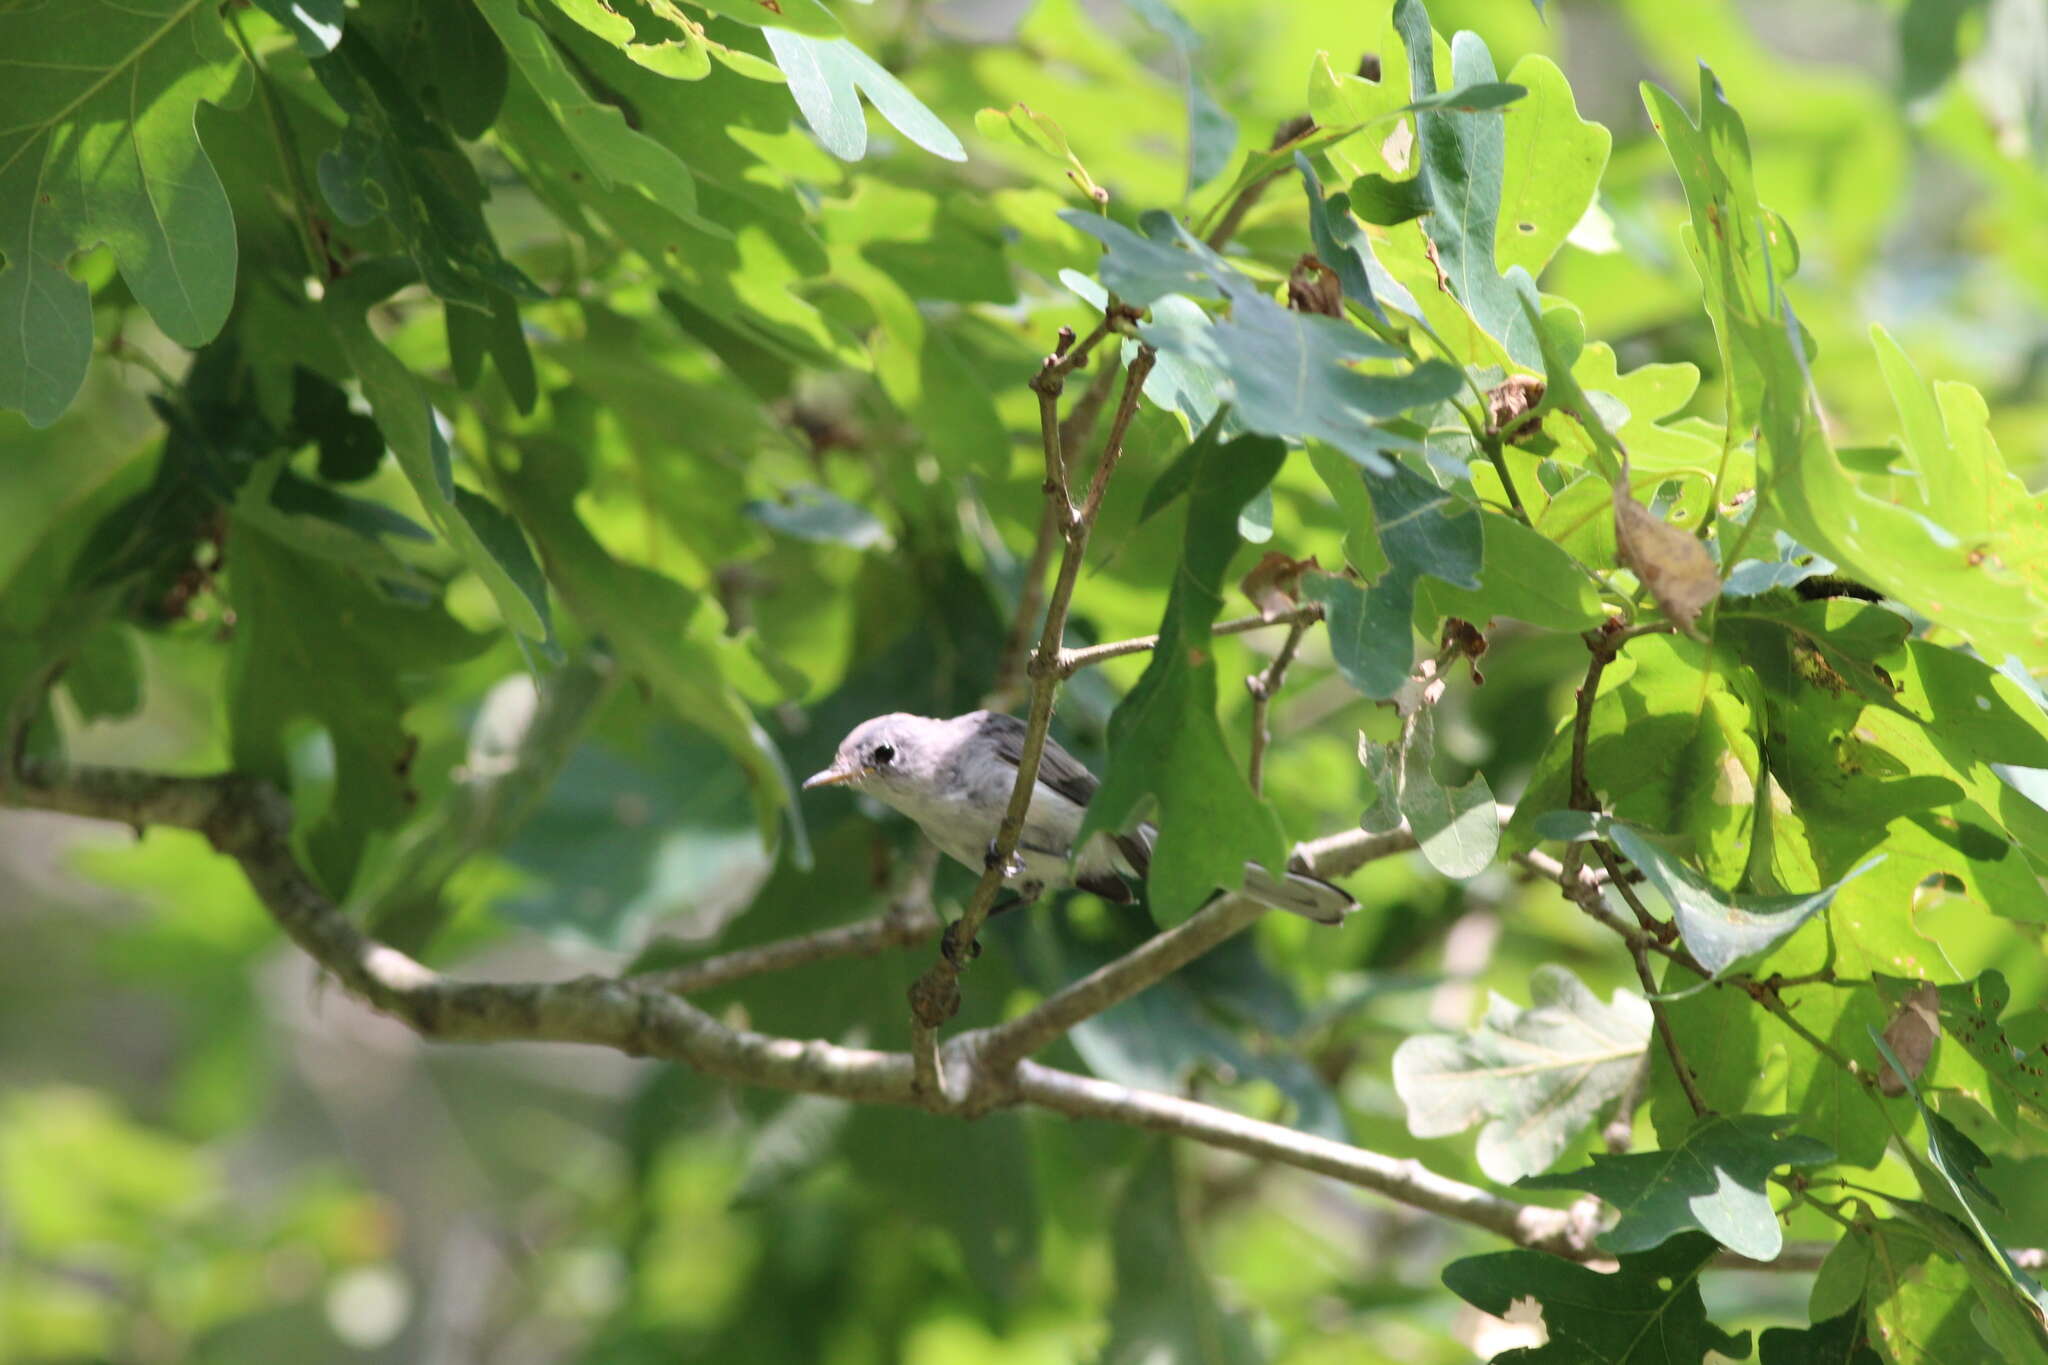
[871, 743, 896, 767]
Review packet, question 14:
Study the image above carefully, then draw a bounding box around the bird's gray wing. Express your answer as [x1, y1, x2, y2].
[975, 711, 1098, 810]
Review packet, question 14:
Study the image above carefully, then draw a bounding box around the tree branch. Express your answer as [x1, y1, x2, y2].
[991, 354, 1129, 705]
[1055, 603, 1324, 677]
[1010, 1061, 1588, 1256]
[974, 825, 1419, 1070]
[906, 341, 1157, 1044]
[1245, 618, 1309, 795]
[21, 758, 2018, 1275]
[638, 851, 941, 997]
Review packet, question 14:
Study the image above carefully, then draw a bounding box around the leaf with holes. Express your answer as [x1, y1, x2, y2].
[1393, 964, 1651, 1183]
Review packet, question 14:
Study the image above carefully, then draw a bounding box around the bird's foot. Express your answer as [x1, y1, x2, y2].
[983, 839, 1026, 881]
[940, 919, 982, 965]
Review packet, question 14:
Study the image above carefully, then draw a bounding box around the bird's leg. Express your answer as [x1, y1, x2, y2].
[941, 882, 1042, 963]
[940, 917, 983, 964]
[983, 838, 1027, 881]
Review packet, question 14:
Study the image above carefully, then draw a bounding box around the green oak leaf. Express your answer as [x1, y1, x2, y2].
[1649, 975, 1898, 1170]
[1520, 1114, 1834, 1261]
[1912, 972, 2048, 1125]
[1535, 811, 1878, 978]
[1391, 0, 1541, 367]
[1062, 209, 1233, 306]
[1509, 635, 1763, 887]
[1304, 459, 1482, 699]
[1645, 70, 2048, 673]
[1079, 424, 1291, 921]
[763, 29, 965, 163]
[1101, 1144, 1264, 1365]
[1821, 1212, 2048, 1365]
[1869, 1028, 2048, 1319]
[1418, 509, 1608, 632]
[1495, 54, 1611, 278]
[473, 0, 719, 236]
[1756, 1304, 1880, 1365]
[312, 31, 542, 310]
[1393, 964, 1651, 1183]
[324, 263, 552, 646]
[498, 439, 805, 860]
[1358, 708, 1499, 878]
[1442, 1232, 1750, 1363]
[226, 516, 491, 893]
[0, 0, 247, 426]
[1029, 910, 1345, 1140]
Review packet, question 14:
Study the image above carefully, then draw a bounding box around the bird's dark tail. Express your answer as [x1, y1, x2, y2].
[1241, 861, 1356, 924]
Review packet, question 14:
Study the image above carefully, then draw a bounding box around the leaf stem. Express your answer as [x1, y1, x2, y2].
[1245, 619, 1309, 795]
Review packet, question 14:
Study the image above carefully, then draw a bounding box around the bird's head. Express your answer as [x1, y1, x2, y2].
[802, 713, 946, 801]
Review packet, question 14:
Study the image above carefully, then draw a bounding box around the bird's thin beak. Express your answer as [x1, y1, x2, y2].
[802, 765, 865, 790]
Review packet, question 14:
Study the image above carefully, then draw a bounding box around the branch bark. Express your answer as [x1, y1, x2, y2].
[19, 758, 2041, 1276]
[975, 825, 1418, 1070]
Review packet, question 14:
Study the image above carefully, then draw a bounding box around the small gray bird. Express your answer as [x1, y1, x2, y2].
[803, 710, 1355, 924]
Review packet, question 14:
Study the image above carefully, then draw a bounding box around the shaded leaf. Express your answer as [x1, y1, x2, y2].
[313, 31, 542, 309]
[1079, 425, 1291, 920]
[226, 516, 491, 892]
[498, 439, 805, 859]
[1359, 708, 1498, 878]
[1756, 1304, 1879, 1365]
[1304, 459, 1482, 698]
[1443, 1232, 1750, 1363]
[326, 264, 551, 643]
[1101, 1144, 1265, 1365]
[475, 0, 717, 235]
[1520, 1114, 1833, 1261]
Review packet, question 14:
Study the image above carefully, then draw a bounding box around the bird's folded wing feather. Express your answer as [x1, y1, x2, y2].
[975, 711, 1099, 810]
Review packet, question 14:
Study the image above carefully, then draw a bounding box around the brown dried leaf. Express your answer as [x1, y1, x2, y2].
[1287, 255, 1344, 317]
[1485, 375, 1546, 443]
[1240, 551, 1320, 621]
[1613, 477, 1718, 637]
[1878, 981, 1941, 1098]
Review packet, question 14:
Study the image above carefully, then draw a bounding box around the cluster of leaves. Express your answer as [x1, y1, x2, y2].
[6, 0, 2048, 1360]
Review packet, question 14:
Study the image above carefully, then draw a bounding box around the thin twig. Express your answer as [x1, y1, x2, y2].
[975, 825, 1417, 1070]
[1593, 843, 1667, 938]
[1057, 603, 1324, 676]
[1246, 619, 1309, 795]
[1629, 940, 1711, 1117]
[905, 344, 1157, 1041]
[640, 848, 941, 996]
[992, 356, 1129, 703]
